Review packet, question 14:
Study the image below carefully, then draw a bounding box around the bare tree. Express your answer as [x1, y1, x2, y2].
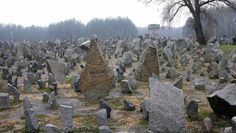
[142, 0, 236, 44]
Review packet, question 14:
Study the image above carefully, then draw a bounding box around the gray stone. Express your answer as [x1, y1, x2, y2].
[232, 116, 236, 133]
[27, 72, 36, 84]
[96, 109, 108, 126]
[121, 51, 133, 67]
[186, 100, 198, 121]
[23, 79, 31, 92]
[45, 124, 60, 133]
[47, 59, 67, 83]
[23, 96, 32, 115]
[224, 127, 233, 133]
[207, 84, 236, 117]
[173, 77, 183, 89]
[186, 71, 191, 81]
[48, 91, 57, 107]
[114, 40, 124, 58]
[203, 117, 213, 133]
[60, 104, 73, 133]
[193, 77, 206, 90]
[124, 100, 135, 111]
[128, 76, 137, 90]
[219, 69, 228, 83]
[37, 79, 46, 89]
[99, 99, 111, 118]
[42, 92, 49, 103]
[209, 69, 219, 79]
[99, 126, 112, 133]
[140, 97, 150, 120]
[0, 93, 9, 109]
[48, 73, 56, 85]
[121, 80, 132, 94]
[25, 108, 39, 133]
[7, 83, 20, 102]
[148, 77, 185, 132]
[166, 68, 177, 80]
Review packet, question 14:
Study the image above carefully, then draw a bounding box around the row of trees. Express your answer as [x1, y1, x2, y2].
[144, 0, 236, 44]
[0, 17, 138, 41]
[183, 6, 236, 39]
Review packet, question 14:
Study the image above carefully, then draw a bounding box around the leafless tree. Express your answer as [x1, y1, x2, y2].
[142, 0, 236, 44]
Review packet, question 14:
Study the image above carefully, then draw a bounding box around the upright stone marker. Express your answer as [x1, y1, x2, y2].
[60, 104, 73, 133]
[148, 77, 185, 132]
[79, 39, 114, 102]
[135, 46, 159, 82]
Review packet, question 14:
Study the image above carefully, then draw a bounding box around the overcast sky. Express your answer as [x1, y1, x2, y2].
[0, 0, 186, 27]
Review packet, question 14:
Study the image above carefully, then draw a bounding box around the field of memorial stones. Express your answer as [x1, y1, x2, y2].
[1, 37, 236, 132]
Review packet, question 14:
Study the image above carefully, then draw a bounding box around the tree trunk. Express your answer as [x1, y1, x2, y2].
[193, 14, 207, 45]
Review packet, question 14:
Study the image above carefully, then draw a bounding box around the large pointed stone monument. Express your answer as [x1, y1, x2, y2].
[79, 39, 114, 102]
[135, 46, 159, 82]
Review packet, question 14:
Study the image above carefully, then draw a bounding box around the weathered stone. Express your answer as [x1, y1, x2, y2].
[99, 126, 112, 133]
[207, 84, 236, 117]
[121, 80, 132, 94]
[45, 124, 60, 133]
[27, 72, 36, 84]
[186, 71, 191, 81]
[148, 77, 185, 132]
[114, 40, 124, 58]
[186, 100, 198, 121]
[7, 83, 20, 102]
[193, 77, 206, 90]
[47, 59, 67, 83]
[42, 92, 49, 103]
[219, 69, 228, 83]
[23, 79, 31, 92]
[60, 105, 73, 133]
[224, 127, 233, 133]
[48, 73, 56, 85]
[140, 97, 150, 120]
[48, 91, 57, 107]
[209, 69, 219, 79]
[23, 96, 39, 133]
[0, 93, 9, 109]
[25, 108, 39, 133]
[174, 77, 183, 89]
[49, 82, 57, 95]
[232, 116, 236, 133]
[79, 40, 114, 102]
[96, 109, 108, 126]
[166, 68, 177, 80]
[99, 99, 111, 118]
[135, 46, 159, 82]
[203, 117, 213, 133]
[128, 75, 137, 90]
[124, 100, 135, 111]
[37, 79, 46, 89]
[121, 51, 133, 67]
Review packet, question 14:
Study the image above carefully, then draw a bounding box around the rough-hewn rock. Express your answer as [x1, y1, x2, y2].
[148, 77, 185, 132]
[207, 84, 236, 117]
[135, 46, 159, 82]
[79, 39, 114, 102]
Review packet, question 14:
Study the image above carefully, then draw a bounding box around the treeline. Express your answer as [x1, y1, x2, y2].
[0, 17, 138, 41]
[182, 6, 236, 39]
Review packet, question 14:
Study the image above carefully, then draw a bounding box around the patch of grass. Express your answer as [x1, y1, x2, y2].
[65, 76, 72, 84]
[198, 109, 213, 121]
[220, 45, 236, 52]
[138, 119, 148, 128]
[106, 98, 123, 109]
[74, 115, 99, 132]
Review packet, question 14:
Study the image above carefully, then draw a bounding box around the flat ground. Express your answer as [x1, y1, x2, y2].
[0, 45, 236, 132]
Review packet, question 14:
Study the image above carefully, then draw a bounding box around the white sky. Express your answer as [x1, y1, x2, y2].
[0, 0, 186, 27]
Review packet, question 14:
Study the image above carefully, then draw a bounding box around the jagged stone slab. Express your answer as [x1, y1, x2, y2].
[79, 39, 114, 102]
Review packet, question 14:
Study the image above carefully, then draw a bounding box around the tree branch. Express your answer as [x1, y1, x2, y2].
[169, 5, 185, 22]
